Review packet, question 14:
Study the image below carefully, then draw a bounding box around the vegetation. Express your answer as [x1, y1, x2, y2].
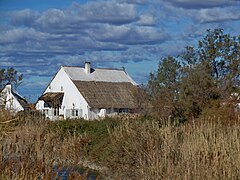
[0, 28, 239, 179]
[105, 116, 240, 179]
[0, 113, 103, 179]
[0, 67, 23, 91]
[1, 113, 240, 179]
[148, 28, 240, 121]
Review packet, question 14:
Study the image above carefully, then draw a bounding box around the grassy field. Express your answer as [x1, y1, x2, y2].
[1, 111, 240, 179]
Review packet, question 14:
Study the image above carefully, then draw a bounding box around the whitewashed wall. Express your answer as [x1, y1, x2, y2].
[36, 67, 91, 120]
[1, 85, 24, 113]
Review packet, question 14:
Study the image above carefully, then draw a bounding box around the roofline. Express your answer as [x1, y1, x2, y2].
[37, 66, 63, 103]
[61, 65, 123, 71]
[62, 65, 137, 85]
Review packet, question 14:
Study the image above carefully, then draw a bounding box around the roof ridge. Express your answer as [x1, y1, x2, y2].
[63, 66, 123, 71]
[95, 67, 123, 71]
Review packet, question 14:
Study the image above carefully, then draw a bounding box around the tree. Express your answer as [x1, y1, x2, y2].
[197, 28, 240, 98]
[0, 67, 23, 91]
[148, 56, 183, 120]
[148, 29, 240, 121]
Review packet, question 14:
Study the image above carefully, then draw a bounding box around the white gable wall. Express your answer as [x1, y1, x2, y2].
[36, 67, 90, 120]
[1, 85, 24, 113]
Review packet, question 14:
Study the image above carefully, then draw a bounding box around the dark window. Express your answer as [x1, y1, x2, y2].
[54, 108, 59, 116]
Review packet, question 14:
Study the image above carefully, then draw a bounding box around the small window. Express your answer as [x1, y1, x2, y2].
[76, 110, 78, 117]
[44, 109, 48, 115]
[61, 86, 63, 91]
[54, 108, 59, 116]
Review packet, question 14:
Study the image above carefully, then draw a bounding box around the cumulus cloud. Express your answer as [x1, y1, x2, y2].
[0, 27, 51, 43]
[119, 0, 148, 4]
[89, 24, 168, 45]
[137, 14, 156, 26]
[193, 7, 240, 23]
[1, 0, 239, 101]
[161, 0, 238, 9]
[65, 1, 138, 25]
[9, 9, 39, 26]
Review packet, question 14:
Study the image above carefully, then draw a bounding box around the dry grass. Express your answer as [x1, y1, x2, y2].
[107, 116, 240, 179]
[1, 109, 240, 179]
[0, 113, 89, 179]
[0, 109, 16, 139]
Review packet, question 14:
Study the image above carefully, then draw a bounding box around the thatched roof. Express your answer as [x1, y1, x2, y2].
[73, 81, 138, 109]
[63, 66, 137, 85]
[12, 92, 30, 110]
[38, 92, 64, 107]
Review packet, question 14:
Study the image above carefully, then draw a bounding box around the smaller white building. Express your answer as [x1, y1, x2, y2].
[36, 62, 139, 120]
[0, 84, 30, 114]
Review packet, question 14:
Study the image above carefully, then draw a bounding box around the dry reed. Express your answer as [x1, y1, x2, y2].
[107, 116, 240, 179]
[0, 113, 89, 179]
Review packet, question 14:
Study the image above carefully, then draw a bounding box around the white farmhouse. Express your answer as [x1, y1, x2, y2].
[36, 62, 139, 120]
[0, 84, 30, 114]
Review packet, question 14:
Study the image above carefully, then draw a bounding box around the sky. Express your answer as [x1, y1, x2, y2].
[0, 0, 240, 102]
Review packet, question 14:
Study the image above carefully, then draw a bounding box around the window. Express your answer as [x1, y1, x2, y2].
[69, 109, 82, 118]
[119, 108, 128, 113]
[44, 102, 50, 108]
[54, 108, 59, 116]
[61, 86, 63, 91]
[44, 109, 48, 115]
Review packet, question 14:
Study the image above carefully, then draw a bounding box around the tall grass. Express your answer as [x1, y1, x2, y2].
[0, 114, 90, 179]
[1, 110, 240, 179]
[106, 116, 240, 179]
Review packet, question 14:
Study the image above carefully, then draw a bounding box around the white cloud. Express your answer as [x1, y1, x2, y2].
[194, 7, 240, 23]
[36, 9, 67, 29]
[119, 0, 148, 4]
[160, 0, 238, 9]
[137, 14, 156, 26]
[89, 24, 168, 45]
[1, 0, 240, 101]
[0, 28, 51, 43]
[9, 9, 39, 26]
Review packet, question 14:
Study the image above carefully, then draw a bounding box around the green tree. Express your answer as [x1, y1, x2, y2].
[197, 29, 240, 98]
[148, 56, 182, 120]
[149, 29, 240, 121]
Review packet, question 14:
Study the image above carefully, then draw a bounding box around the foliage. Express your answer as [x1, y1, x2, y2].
[0, 67, 23, 91]
[148, 29, 240, 121]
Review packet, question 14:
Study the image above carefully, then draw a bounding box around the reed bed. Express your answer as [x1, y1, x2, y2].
[1, 110, 240, 179]
[0, 114, 89, 179]
[107, 116, 240, 179]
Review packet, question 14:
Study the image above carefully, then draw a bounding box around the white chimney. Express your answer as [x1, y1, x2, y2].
[85, 62, 91, 74]
[6, 84, 12, 94]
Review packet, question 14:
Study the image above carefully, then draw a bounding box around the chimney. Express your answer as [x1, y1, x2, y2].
[85, 62, 91, 74]
[5, 83, 12, 94]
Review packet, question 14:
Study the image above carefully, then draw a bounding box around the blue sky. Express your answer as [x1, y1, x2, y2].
[0, 0, 240, 102]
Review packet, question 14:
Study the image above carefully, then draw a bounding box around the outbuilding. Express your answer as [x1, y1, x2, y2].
[0, 84, 30, 114]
